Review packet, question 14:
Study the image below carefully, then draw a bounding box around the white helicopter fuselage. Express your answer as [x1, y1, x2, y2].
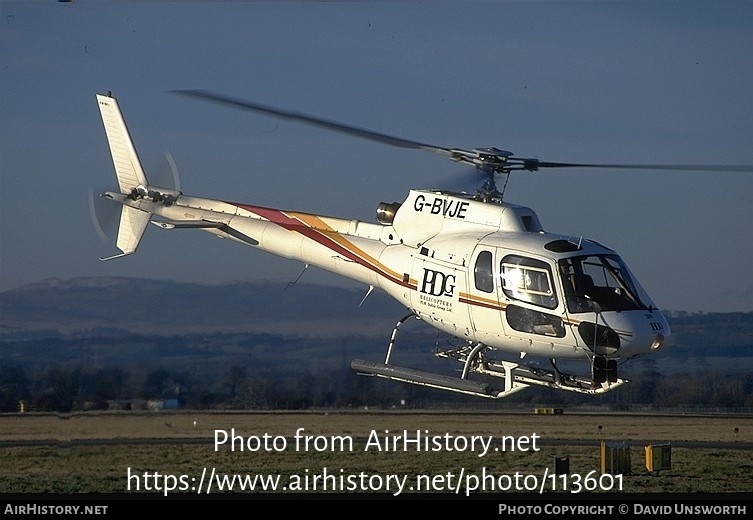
[106, 185, 669, 363]
[97, 91, 671, 398]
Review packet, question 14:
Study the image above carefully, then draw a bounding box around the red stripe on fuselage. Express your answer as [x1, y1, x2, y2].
[232, 203, 413, 288]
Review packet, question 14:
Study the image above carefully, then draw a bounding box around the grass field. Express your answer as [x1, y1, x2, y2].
[0, 410, 751, 495]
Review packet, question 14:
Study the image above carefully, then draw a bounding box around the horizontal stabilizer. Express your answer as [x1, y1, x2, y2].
[151, 219, 260, 246]
[151, 219, 226, 230]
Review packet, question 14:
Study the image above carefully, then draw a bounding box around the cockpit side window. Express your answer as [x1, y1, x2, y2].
[474, 250, 494, 293]
[500, 255, 557, 310]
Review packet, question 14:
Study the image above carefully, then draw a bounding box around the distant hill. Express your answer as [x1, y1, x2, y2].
[1, 278, 751, 411]
[0, 277, 407, 339]
[2, 277, 752, 364]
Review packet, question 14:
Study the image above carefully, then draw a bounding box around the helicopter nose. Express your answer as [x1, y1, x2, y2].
[650, 332, 666, 351]
[649, 312, 671, 350]
[589, 311, 670, 358]
[627, 313, 671, 356]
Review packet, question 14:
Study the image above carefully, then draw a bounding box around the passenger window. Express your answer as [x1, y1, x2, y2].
[474, 250, 494, 293]
[500, 255, 557, 309]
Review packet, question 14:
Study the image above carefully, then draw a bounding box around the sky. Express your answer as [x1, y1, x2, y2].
[1, 1, 752, 314]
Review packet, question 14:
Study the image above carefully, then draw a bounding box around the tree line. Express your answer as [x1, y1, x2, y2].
[1, 361, 751, 413]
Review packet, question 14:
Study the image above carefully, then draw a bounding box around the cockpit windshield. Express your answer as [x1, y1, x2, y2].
[558, 254, 649, 313]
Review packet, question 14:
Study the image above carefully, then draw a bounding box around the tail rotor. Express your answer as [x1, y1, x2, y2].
[88, 185, 117, 243]
[165, 150, 182, 194]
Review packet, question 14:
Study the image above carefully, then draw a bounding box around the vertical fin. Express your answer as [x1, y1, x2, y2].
[97, 92, 151, 260]
[100, 206, 150, 261]
[97, 93, 148, 194]
[117, 205, 150, 256]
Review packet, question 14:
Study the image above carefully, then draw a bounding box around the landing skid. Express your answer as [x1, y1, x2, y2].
[351, 314, 627, 399]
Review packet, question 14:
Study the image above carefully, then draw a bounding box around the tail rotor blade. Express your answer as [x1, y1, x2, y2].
[88, 186, 117, 243]
[165, 150, 182, 193]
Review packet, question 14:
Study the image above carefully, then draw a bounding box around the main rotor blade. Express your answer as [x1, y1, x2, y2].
[173, 90, 753, 175]
[528, 160, 753, 173]
[173, 89, 455, 159]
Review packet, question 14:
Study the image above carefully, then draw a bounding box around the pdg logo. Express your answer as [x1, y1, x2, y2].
[420, 268, 456, 297]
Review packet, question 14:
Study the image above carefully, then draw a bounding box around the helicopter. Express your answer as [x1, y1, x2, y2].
[93, 90, 750, 399]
